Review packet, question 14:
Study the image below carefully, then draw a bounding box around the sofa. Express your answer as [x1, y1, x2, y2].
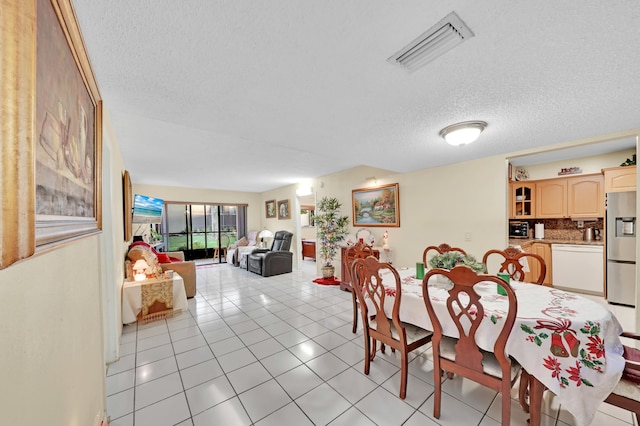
[247, 230, 293, 277]
[126, 242, 197, 298]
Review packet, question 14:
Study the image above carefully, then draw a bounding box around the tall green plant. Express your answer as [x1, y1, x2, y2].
[316, 197, 350, 267]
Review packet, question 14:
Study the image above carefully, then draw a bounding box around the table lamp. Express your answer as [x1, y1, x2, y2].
[133, 259, 149, 281]
[258, 229, 274, 248]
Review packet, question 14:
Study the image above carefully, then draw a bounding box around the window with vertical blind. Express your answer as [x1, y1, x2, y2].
[161, 202, 246, 261]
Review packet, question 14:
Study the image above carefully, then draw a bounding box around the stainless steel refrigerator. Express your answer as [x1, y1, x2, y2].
[606, 191, 637, 306]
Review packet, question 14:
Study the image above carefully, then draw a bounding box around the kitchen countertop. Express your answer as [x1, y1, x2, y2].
[509, 238, 604, 247]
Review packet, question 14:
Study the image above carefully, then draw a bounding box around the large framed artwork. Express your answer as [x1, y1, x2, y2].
[352, 183, 400, 227]
[265, 200, 276, 218]
[34, 0, 102, 248]
[1, 0, 102, 268]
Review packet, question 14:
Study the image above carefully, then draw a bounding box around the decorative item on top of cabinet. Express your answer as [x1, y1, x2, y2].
[603, 165, 636, 193]
[510, 181, 535, 219]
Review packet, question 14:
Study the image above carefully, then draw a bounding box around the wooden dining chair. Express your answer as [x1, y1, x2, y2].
[422, 265, 521, 425]
[343, 243, 377, 333]
[351, 256, 433, 399]
[483, 247, 546, 413]
[422, 243, 467, 266]
[482, 247, 546, 284]
[603, 331, 640, 422]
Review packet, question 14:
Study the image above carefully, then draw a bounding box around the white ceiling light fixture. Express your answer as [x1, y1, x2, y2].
[387, 11, 474, 73]
[439, 121, 487, 146]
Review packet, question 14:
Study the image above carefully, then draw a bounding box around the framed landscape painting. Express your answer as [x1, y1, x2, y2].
[352, 183, 400, 227]
[266, 200, 276, 218]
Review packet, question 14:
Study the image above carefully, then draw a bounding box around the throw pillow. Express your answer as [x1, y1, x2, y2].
[157, 253, 172, 263]
[236, 236, 249, 247]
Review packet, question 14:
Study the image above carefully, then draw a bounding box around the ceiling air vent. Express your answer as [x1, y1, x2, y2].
[387, 11, 474, 73]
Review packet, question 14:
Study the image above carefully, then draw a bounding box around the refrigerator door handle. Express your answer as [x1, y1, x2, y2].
[608, 259, 636, 265]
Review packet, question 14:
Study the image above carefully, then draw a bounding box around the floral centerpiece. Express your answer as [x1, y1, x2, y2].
[428, 251, 485, 272]
[315, 196, 350, 278]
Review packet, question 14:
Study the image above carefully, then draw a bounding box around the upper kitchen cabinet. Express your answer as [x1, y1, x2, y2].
[603, 165, 636, 193]
[510, 182, 535, 218]
[567, 174, 604, 217]
[536, 179, 567, 218]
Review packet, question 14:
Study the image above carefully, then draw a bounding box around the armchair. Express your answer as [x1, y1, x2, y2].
[247, 231, 293, 277]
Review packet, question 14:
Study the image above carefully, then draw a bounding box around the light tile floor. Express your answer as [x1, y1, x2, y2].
[106, 260, 637, 426]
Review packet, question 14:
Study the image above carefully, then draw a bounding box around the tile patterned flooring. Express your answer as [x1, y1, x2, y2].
[106, 261, 637, 426]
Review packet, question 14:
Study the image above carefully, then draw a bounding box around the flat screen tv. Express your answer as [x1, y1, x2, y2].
[132, 194, 164, 224]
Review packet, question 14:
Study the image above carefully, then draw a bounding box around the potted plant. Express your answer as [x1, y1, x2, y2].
[315, 196, 350, 279]
[428, 251, 484, 272]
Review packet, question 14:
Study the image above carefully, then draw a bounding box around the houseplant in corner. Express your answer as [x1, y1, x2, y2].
[315, 196, 350, 279]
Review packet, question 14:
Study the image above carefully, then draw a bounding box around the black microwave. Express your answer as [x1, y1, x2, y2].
[509, 221, 529, 238]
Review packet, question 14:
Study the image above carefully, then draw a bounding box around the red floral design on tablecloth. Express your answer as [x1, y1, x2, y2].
[520, 288, 606, 388]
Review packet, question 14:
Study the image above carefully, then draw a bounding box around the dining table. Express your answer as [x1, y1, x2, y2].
[372, 267, 625, 426]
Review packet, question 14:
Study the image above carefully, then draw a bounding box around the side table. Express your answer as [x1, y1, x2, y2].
[122, 273, 188, 324]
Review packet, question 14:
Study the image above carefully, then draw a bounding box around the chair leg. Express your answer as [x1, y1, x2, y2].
[519, 370, 531, 413]
[433, 359, 442, 419]
[370, 339, 378, 361]
[351, 294, 358, 333]
[363, 335, 371, 375]
[399, 350, 408, 399]
[501, 385, 511, 426]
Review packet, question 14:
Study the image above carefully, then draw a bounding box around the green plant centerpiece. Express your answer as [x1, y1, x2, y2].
[428, 251, 485, 272]
[315, 196, 350, 278]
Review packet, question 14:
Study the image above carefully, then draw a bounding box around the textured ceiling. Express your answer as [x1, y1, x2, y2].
[72, 1, 640, 192]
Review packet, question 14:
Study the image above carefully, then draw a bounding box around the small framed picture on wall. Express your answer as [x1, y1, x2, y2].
[265, 200, 276, 218]
[277, 199, 290, 219]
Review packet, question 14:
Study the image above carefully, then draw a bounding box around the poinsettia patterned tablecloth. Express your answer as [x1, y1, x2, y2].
[373, 267, 625, 426]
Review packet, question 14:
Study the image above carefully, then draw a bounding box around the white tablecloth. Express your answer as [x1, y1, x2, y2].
[371, 267, 624, 425]
[122, 273, 188, 324]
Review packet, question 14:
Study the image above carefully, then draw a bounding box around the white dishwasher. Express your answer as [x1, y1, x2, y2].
[551, 244, 604, 295]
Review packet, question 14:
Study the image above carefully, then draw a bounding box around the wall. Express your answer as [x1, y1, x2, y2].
[0, 112, 128, 426]
[300, 226, 316, 240]
[0, 2, 122, 424]
[519, 148, 636, 181]
[260, 185, 300, 269]
[312, 161, 508, 277]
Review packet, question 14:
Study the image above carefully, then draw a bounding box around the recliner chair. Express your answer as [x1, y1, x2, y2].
[247, 231, 293, 277]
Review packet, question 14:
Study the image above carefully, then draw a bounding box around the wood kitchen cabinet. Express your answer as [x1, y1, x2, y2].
[567, 174, 604, 217]
[603, 165, 636, 193]
[536, 179, 567, 218]
[525, 242, 552, 286]
[510, 182, 535, 219]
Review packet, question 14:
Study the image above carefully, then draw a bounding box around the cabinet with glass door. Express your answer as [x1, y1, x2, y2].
[510, 182, 535, 219]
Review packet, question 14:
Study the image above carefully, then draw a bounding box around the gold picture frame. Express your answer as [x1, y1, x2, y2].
[352, 183, 400, 227]
[123, 170, 132, 241]
[0, 0, 102, 268]
[277, 199, 290, 220]
[265, 199, 276, 218]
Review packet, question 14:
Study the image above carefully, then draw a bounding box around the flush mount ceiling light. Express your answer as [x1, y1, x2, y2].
[439, 121, 487, 146]
[387, 11, 474, 73]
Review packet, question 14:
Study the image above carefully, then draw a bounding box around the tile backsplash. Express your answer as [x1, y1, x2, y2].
[519, 218, 603, 240]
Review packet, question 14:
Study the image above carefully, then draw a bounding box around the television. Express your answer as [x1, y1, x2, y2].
[132, 194, 164, 224]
